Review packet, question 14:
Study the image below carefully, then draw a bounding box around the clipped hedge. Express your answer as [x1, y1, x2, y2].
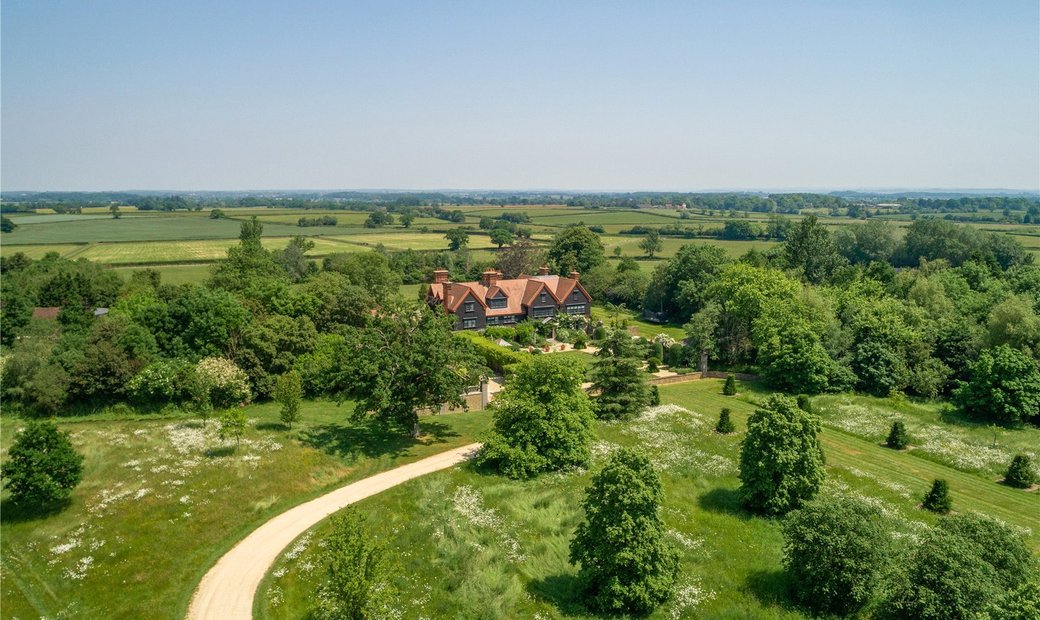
[455, 331, 528, 375]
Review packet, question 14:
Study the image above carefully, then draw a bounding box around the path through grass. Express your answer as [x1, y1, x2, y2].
[0, 403, 490, 620]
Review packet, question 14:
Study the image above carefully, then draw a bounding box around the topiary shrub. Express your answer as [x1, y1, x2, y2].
[922, 478, 952, 513]
[665, 343, 685, 367]
[716, 408, 735, 434]
[646, 357, 661, 373]
[651, 340, 664, 362]
[593, 325, 608, 341]
[573, 335, 587, 350]
[1004, 454, 1037, 489]
[723, 374, 737, 395]
[1, 420, 84, 508]
[886, 420, 908, 450]
[649, 385, 660, 406]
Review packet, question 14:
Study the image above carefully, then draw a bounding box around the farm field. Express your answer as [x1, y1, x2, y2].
[0, 403, 491, 620]
[2, 206, 1037, 285]
[0, 237, 362, 265]
[256, 379, 1040, 619]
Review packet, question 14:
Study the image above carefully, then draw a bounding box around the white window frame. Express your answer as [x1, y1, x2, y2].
[462, 318, 477, 329]
[464, 301, 475, 313]
[566, 304, 585, 314]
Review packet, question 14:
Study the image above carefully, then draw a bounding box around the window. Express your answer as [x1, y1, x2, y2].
[462, 319, 477, 329]
[533, 307, 554, 318]
[486, 316, 499, 326]
[539, 292, 548, 303]
[464, 301, 475, 313]
[488, 297, 507, 309]
[566, 304, 585, 314]
[503, 315, 517, 324]
[572, 291, 580, 298]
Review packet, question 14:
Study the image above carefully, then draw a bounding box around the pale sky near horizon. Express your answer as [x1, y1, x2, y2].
[2, 1, 1038, 192]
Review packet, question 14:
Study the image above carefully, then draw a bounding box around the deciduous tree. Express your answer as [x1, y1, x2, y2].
[954, 345, 1040, 426]
[569, 449, 679, 615]
[739, 394, 825, 515]
[1, 420, 84, 507]
[477, 355, 594, 478]
[782, 495, 890, 615]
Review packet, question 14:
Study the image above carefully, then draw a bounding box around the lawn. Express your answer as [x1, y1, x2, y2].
[0, 404, 491, 620]
[590, 305, 687, 340]
[256, 379, 1040, 620]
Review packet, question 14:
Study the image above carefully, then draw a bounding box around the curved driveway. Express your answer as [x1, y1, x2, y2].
[187, 443, 482, 620]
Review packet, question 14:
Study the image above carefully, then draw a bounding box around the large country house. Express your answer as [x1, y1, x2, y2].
[426, 267, 592, 330]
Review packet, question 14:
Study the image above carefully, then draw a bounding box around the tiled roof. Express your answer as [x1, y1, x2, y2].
[429, 274, 590, 315]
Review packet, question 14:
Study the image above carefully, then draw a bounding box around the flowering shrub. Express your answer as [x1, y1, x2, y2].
[128, 359, 192, 404]
[195, 357, 251, 408]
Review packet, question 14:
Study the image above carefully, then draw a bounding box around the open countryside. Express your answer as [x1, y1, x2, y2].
[3, 1, 1039, 619]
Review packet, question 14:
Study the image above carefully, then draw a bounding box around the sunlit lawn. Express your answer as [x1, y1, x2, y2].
[0, 403, 490, 620]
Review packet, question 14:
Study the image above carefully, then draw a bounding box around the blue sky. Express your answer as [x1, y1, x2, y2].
[2, 1, 1037, 191]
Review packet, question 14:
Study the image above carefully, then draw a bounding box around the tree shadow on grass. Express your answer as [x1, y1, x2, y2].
[300, 418, 458, 461]
[744, 569, 798, 613]
[527, 573, 587, 616]
[205, 445, 238, 458]
[697, 487, 752, 520]
[255, 421, 288, 432]
[0, 497, 72, 524]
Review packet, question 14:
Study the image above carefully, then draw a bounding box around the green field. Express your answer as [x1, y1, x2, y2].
[2, 206, 1035, 285]
[0, 403, 491, 620]
[255, 379, 1040, 619]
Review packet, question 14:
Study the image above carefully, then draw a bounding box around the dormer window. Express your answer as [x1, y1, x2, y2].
[489, 296, 507, 309]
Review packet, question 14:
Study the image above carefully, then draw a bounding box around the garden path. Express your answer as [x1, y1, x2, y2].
[186, 443, 482, 620]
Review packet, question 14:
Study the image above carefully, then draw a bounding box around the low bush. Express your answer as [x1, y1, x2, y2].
[1004, 455, 1037, 488]
[923, 479, 952, 513]
[455, 331, 527, 375]
[886, 420, 908, 449]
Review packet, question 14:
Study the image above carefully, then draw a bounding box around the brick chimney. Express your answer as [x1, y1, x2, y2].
[481, 269, 501, 287]
[433, 268, 449, 284]
[569, 270, 580, 281]
[538, 265, 550, 276]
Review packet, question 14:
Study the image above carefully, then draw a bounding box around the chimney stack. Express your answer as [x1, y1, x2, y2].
[538, 265, 550, 276]
[433, 269, 450, 284]
[569, 270, 580, 281]
[481, 268, 501, 287]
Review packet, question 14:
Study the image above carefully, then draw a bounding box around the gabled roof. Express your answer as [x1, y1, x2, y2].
[429, 273, 588, 316]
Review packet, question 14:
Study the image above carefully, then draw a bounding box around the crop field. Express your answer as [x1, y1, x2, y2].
[2, 207, 1036, 284]
[0, 404, 491, 620]
[0, 213, 321, 245]
[255, 379, 1040, 619]
[601, 234, 779, 259]
[1, 237, 362, 265]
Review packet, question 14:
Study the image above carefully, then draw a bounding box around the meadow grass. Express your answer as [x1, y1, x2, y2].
[0, 403, 491, 620]
[256, 379, 1039, 620]
[590, 306, 687, 340]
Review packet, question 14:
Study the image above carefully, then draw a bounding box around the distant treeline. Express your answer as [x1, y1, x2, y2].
[2, 191, 1037, 220]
